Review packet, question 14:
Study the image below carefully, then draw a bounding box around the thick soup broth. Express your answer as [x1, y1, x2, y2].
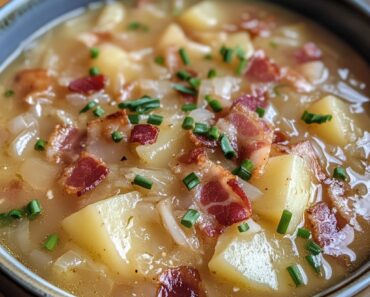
[0, 1, 369, 297]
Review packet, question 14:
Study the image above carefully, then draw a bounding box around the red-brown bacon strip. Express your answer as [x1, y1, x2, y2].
[232, 90, 268, 112]
[178, 147, 207, 165]
[129, 124, 159, 145]
[246, 50, 280, 82]
[68, 74, 105, 94]
[294, 42, 322, 63]
[189, 132, 218, 149]
[13, 69, 53, 99]
[156, 266, 206, 297]
[46, 125, 86, 164]
[307, 202, 355, 260]
[60, 152, 109, 196]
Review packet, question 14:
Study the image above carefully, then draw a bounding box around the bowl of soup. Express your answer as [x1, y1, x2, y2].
[0, 0, 369, 296]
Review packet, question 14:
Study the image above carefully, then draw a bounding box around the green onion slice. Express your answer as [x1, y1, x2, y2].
[128, 114, 140, 124]
[90, 47, 100, 59]
[333, 166, 347, 181]
[193, 123, 209, 135]
[238, 222, 250, 233]
[207, 69, 217, 79]
[89, 66, 100, 77]
[179, 48, 190, 65]
[220, 134, 236, 159]
[305, 254, 321, 273]
[182, 172, 200, 191]
[287, 264, 306, 287]
[207, 126, 220, 140]
[176, 70, 193, 81]
[256, 107, 265, 118]
[306, 239, 322, 255]
[301, 110, 332, 124]
[93, 106, 105, 118]
[236, 58, 248, 75]
[147, 114, 163, 126]
[133, 174, 153, 190]
[7, 209, 24, 219]
[44, 234, 59, 251]
[181, 209, 200, 228]
[172, 84, 196, 95]
[26, 200, 42, 220]
[34, 139, 47, 151]
[79, 100, 98, 113]
[209, 99, 223, 113]
[232, 159, 254, 181]
[154, 55, 165, 65]
[297, 227, 311, 239]
[276, 209, 293, 234]
[182, 116, 195, 130]
[182, 103, 197, 112]
[111, 131, 124, 143]
[4, 89, 15, 97]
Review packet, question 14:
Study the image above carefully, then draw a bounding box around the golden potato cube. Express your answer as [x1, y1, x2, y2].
[209, 229, 278, 291]
[306, 95, 357, 146]
[136, 123, 188, 167]
[251, 155, 312, 234]
[95, 2, 126, 32]
[179, 1, 223, 31]
[62, 192, 172, 282]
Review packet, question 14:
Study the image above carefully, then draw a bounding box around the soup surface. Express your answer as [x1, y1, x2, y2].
[0, 1, 369, 296]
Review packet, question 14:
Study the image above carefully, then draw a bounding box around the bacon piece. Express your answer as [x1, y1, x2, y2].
[246, 50, 280, 82]
[189, 132, 218, 149]
[280, 68, 313, 93]
[129, 124, 159, 145]
[157, 266, 206, 297]
[232, 91, 268, 112]
[272, 130, 289, 144]
[68, 75, 105, 94]
[47, 125, 86, 164]
[13, 69, 52, 99]
[60, 152, 109, 196]
[307, 202, 355, 260]
[178, 147, 207, 165]
[294, 42, 322, 63]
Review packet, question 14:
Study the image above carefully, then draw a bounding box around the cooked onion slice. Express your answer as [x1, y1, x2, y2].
[237, 177, 263, 201]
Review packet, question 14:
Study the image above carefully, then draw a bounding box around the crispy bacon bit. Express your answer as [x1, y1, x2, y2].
[129, 124, 159, 145]
[290, 141, 326, 181]
[13, 69, 52, 99]
[68, 75, 105, 94]
[280, 68, 313, 93]
[307, 202, 355, 260]
[189, 132, 218, 148]
[61, 152, 109, 196]
[157, 266, 206, 297]
[272, 130, 289, 144]
[232, 91, 268, 112]
[295, 42, 322, 63]
[178, 148, 207, 165]
[246, 50, 280, 82]
[47, 125, 86, 164]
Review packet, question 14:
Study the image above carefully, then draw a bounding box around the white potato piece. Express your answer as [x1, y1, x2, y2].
[62, 192, 172, 282]
[222, 32, 254, 60]
[251, 155, 312, 234]
[209, 229, 278, 291]
[91, 44, 141, 93]
[19, 157, 59, 191]
[136, 123, 188, 167]
[179, 1, 223, 31]
[306, 95, 357, 146]
[299, 61, 328, 84]
[95, 2, 126, 32]
[157, 24, 211, 58]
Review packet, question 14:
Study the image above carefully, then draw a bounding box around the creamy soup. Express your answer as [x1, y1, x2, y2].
[0, 1, 369, 296]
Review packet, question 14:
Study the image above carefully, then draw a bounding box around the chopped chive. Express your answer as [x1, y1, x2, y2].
[179, 48, 190, 65]
[182, 172, 200, 191]
[220, 47, 234, 63]
[172, 83, 196, 95]
[297, 227, 311, 239]
[128, 21, 149, 31]
[333, 167, 347, 181]
[154, 55, 165, 66]
[204, 53, 213, 60]
[90, 47, 100, 59]
[182, 116, 194, 130]
[4, 89, 14, 97]
[256, 107, 265, 118]
[301, 110, 332, 124]
[182, 103, 197, 112]
[93, 106, 105, 117]
[79, 100, 98, 113]
[176, 70, 193, 81]
[207, 69, 217, 79]
[238, 222, 250, 233]
[207, 126, 220, 140]
[209, 99, 223, 112]
[189, 77, 201, 90]
[34, 139, 47, 151]
[305, 254, 321, 273]
[193, 123, 209, 135]
[7, 209, 24, 219]
[89, 66, 100, 77]
[276, 209, 293, 234]
[147, 114, 163, 126]
[133, 174, 153, 190]
[235, 47, 246, 59]
[111, 131, 124, 143]
[287, 264, 305, 287]
[236, 58, 248, 75]
[181, 209, 200, 228]
[135, 101, 160, 114]
[118, 97, 160, 113]
[269, 40, 278, 49]
[44, 234, 59, 251]
[220, 134, 236, 159]
[306, 239, 322, 255]
[128, 114, 140, 124]
[232, 159, 254, 181]
[26, 200, 42, 220]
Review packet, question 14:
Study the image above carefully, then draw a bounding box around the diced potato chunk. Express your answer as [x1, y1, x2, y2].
[95, 2, 126, 32]
[306, 95, 357, 146]
[157, 24, 211, 58]
[62, 192, 172, 282]
[136, 123, 188, 167]
[91, 44, 141, 93]
[222, 32, 254, 59]
[209, 229, 278, 291]
[251, 155, 312, 234]
[179, 1, 223, 31]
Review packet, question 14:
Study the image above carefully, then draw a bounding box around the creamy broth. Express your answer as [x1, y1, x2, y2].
[0, 1, 369, 297]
